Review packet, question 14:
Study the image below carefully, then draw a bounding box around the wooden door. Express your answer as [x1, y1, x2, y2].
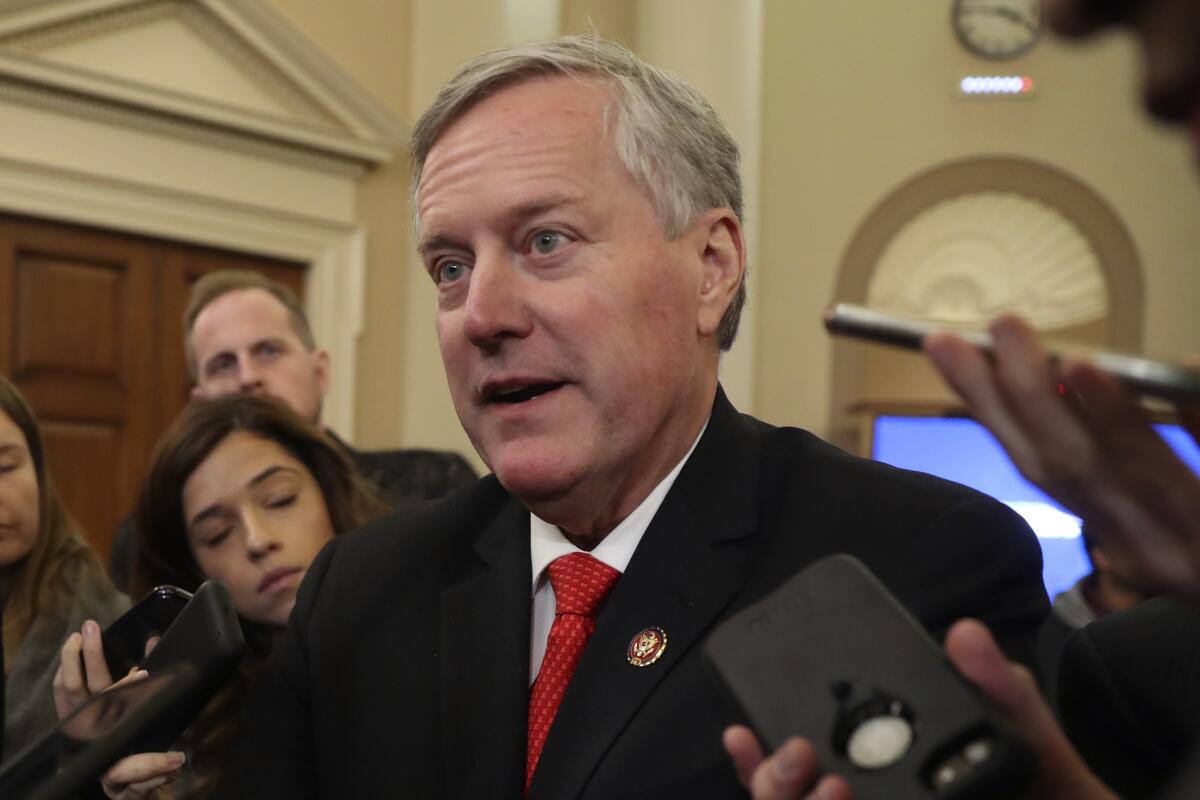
[0, 214, 304, 562]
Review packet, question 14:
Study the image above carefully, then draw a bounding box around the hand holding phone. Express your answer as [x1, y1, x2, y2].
[101, 585, 192, 679]
[824, 303, 1200, 405]
[705, 555, 1033, 800]
[57, 582, 246, 753]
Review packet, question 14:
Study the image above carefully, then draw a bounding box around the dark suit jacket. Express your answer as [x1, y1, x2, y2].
[1057, 596, 1200, 799]
[342, 443, 478, 510]
[216, 389, 1048, 800]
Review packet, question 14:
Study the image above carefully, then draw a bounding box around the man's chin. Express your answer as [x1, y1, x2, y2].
[490, 453, 580, 507]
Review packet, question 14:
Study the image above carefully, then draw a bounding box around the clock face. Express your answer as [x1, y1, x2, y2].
[953, 0, 1041, 60]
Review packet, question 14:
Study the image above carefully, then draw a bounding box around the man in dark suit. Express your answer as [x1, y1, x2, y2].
[110, 270, 476, 589]
[215, 36, 1047, 799]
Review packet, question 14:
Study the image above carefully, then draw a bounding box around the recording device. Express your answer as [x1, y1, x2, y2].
[824, 302, 1200, 405]
[98, 580, 246, 752]
[705, 555, 1034, 800]
[0, 667, 201, 800]
[102, 585, 192, 678]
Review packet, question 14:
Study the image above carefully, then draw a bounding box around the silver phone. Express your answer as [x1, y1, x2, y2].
[824, 303, 1200, 405]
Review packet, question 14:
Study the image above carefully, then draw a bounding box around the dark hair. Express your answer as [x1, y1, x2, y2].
[0, 374, 111, 663]
[130, 393, 388, 794]
[133, 394, 384, 595]
[183, 270, 315, 379]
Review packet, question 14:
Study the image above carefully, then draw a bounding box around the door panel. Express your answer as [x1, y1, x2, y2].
[39, 420, 122, 553]
[0, 214, 305, 562]
[2, 218, 157, 560]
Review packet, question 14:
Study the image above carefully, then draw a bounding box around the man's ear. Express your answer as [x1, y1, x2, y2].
[313, 349, 331, 398]
[694, 209, 746, 339]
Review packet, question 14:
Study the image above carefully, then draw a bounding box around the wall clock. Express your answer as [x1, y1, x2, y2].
[952, 0, 1041, 60]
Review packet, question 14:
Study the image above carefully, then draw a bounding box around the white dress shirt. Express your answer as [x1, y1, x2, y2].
[528, 422, 707, 683]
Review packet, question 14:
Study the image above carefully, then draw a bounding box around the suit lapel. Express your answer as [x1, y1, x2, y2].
[440, 495, 532, 800]
[529, 389, 761, 799]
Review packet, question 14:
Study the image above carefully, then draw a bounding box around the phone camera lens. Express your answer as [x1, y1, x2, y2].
[846, 713, 914, 769]
[927, 734, 999, 791]
[834, 696, 916, 770]
[964, 738, 992, 764]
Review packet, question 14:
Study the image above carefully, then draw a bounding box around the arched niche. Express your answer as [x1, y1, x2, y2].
[829, 156, 1143, 452]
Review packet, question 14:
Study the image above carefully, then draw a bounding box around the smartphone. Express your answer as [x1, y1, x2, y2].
[704, 555, 1033, 800]
[137, 580, 243, 677]
[101, 585, 193, 679]
[824, 302, 1200, 405]
[0, 667, 202, 800]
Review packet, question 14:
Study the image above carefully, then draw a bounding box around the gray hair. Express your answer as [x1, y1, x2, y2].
[410, 36, 746, 350]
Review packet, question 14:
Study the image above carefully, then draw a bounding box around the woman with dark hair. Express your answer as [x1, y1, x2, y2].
[54, 393, 389, 798]
[0, 374, 126, 764]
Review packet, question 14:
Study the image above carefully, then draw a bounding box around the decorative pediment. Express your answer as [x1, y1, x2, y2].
[0, 0, 405, 170]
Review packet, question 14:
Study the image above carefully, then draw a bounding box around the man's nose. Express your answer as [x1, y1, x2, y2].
[462, 255, 533, 349]
[237, 359, 264, 392]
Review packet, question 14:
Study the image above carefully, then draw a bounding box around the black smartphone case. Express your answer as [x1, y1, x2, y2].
[134, 579, 246, 752]
[102, 585, 192, 679]
[704, 554, 1033, 800]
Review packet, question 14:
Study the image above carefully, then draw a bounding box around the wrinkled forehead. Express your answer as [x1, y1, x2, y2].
[415, 75, 623, 223]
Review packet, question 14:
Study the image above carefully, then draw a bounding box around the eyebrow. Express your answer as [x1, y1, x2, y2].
[187, 465, 301, 530]
[417, 193, 582, 256]
[0, 442, 21, 456]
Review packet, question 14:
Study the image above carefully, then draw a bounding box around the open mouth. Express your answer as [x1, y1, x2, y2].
[487, 381, 565, 405]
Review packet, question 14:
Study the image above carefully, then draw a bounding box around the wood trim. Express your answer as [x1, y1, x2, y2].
[0, 155, 365, 437]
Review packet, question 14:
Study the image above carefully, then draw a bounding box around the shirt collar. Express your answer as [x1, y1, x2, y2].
[529, 418, 709, 594]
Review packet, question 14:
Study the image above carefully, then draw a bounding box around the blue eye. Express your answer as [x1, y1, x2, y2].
[437, 261, 468, 284]
[531, 231, 563, 254]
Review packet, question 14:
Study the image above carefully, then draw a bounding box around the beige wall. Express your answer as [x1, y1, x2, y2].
[756, 2, 1200, 436]
[267, 0, 1200, 467]
[270, 0, 416, 449]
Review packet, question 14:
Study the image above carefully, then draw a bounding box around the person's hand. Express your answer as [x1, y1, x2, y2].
[925, 314, 1200, 602]
[944, 619, 1118, 800]
[54, 622, 163, 718]
[1044, 0, 1200, 125]
[53, 622, 183, 799]
[54, 619, 122, 720]
[721, 617, 1119, 800]
[722, 727, 852, 800]
[97, 751, 186, 800]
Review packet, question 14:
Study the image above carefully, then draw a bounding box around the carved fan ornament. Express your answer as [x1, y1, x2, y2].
[865, 191, 1107, 330]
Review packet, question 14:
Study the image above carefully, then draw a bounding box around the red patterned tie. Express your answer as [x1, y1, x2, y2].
[526, 552, 620, 791]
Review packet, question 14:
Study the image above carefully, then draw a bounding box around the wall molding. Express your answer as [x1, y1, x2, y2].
[0, 0, 405, 169]
[0, 0, 405, 437]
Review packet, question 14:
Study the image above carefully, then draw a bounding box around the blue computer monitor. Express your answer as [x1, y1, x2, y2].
[870, 415, 1200, 598]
